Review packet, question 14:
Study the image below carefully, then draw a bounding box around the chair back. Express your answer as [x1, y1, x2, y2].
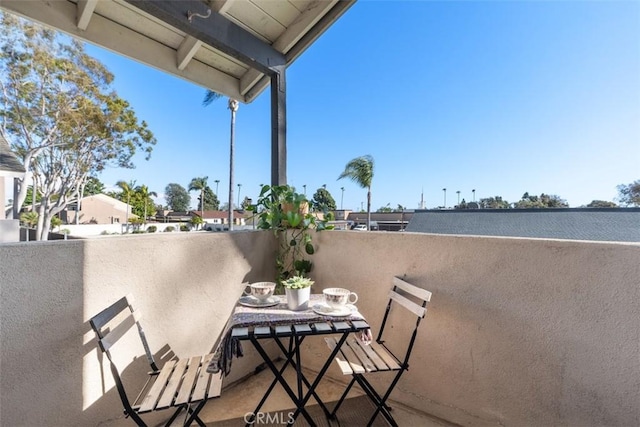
[377, 277, 432, 367]
[89, 295, 158, 419]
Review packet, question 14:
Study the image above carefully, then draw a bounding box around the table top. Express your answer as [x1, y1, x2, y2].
[208, 294, 370, 375]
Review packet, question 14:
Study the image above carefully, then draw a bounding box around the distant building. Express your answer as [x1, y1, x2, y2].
[346, 211, 414, 232]
[61, 194, 137, 225]
[406, 208, 640, 242]
[0, 135, 26, 242]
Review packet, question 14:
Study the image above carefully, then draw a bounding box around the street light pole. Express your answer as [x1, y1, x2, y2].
[442, 188, 447, 208]
[340, 187, 345, 210]
[214, 179, 220, 195]
[237, 183, 242, 209]
[456, 190, 461, 206]
[303, 184, 306, 195]
[472, 189, 476, 202]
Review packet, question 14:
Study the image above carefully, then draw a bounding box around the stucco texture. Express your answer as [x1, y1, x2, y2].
[306, 231, 640, 426]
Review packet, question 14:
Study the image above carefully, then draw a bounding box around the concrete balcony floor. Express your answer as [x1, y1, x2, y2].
[199, 361, 455, 426]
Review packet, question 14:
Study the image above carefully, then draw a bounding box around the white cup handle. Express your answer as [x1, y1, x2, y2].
[348, 292, 358, 304]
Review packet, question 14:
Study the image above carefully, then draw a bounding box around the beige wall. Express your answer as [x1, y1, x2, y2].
[1, 230, 638, 426]
[0, 231, 277, 426]
[306, 231, 640, 426]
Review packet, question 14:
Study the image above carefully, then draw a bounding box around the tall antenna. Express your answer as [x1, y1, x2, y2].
[420, 187, 425, 209]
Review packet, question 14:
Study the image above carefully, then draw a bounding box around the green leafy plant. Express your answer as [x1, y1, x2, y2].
[250, 185, 333, 289]
[164, 226, 175, 232]
[180, 224, 190, 232]
[147, 225, 157, 233]
[282, 276, 314, 289]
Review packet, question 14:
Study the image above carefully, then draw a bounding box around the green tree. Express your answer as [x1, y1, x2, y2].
[0, 13, 156, 239]
[49, 215, 62, 231]
[479, 196, 510, 209]
[20, 211, 38, 228]
[189, 176, 209, 215]
[136, 184, 157, 226]
[164, 183, 190, 211]
[116, 180, 135, 232]
[241, 196, 252, 210]
[617, 180, 640, 206]
[377, 203, 392, 213]
[201, 185, 219, 210]
[84, 176, 105, 196]
[338, 155, 375, 230]
[311, 187, 336, 212]
[586, 200, 618, 208]
[515, 192, 568, 208]
[190, 215, 204, 230]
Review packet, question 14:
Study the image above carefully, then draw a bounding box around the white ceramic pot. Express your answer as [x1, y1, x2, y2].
[285, 287, 310, 311]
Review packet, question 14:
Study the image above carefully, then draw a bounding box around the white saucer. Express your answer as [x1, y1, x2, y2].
[312, 303, 356, 317]
[239, 295, 279, 308]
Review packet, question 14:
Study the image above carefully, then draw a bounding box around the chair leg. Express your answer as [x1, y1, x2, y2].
[181, 400, 207, 427]
[330, 376, 357, 419]
[362, 369, 406, 427]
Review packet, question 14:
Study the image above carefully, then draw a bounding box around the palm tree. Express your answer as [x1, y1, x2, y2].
[188, 176, 208, 217]
[116, 180, 136, 233]
[203, 90, 238, 231]
[338, 155, 375, 230]
[137, 184, 157, 227]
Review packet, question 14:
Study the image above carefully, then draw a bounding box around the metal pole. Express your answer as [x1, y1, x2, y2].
[340, 187, 344, 210]
[237, 183, 242, 209]
[442, 188, 446, 208]
[228, 99, 238, 231]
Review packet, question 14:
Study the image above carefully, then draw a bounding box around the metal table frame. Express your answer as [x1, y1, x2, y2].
[232, 319, 370, 426]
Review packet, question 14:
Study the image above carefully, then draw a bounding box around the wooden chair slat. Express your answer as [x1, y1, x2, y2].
[345, 338, 376, 372]
[156, 358, 189, 409]
[324, 337, 353, 375]
[192, 354, 214, 401]
[393, 277, 432, 302]
[139, 360, 176, 412]
[99, 310, 142, 352]
[90, 296, 130, 332]
[208, 371, 223, 398]
[175, 356, 202, 405]
[369, 341, 401, 370]
[338, 339, 366, 374]
[388, 290, 426, 318]
[356, 339, 390, 371]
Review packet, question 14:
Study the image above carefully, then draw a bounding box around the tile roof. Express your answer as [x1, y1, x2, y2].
[406, 208, 640, 242]
[0, 134, 25, 174]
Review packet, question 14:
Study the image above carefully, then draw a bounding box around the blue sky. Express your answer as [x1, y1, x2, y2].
[88, 0, 639, 210]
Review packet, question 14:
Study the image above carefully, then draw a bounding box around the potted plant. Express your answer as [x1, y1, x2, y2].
[283, 276, 314, 311]
[249, 185, 333, 292]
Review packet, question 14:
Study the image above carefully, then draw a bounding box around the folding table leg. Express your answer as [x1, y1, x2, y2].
[289, 332, 350, 425]
[248, 335, 316, 426]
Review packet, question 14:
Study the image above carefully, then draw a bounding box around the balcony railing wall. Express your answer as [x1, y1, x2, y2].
[307, 231, 640, 426]
[0, 232, 278, 426]
[0, 230, 638, 426]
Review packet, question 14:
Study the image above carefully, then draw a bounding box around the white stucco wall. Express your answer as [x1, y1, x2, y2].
[306, 231, 640, 426]
[0, 231, 277, 426]
[1, 231, 638, 426]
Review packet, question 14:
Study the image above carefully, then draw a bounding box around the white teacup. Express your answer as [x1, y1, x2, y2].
[323, 288, 358, 310]
[244, 282, 276, 301]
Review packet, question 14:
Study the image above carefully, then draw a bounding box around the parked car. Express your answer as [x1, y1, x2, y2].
[352, 224, 367, 231]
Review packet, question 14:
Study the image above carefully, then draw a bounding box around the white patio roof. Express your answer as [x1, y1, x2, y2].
[0, 0, 355, 103]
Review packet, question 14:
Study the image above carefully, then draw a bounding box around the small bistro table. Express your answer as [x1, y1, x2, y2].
[208, 294, 371, 426]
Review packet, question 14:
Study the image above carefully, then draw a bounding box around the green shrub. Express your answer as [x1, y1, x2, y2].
[147, 225, 157, 233]
[180, 225, 190, 232]
[164, 226, 175, 232]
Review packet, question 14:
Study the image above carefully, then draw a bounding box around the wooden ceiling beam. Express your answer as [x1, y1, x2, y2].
[76, 0, 98, 30]
[176, 36, 202, 71]
[124, 0, 285, 75]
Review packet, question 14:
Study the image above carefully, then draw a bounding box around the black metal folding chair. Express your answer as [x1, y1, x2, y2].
[324, 277, 432, 426]
[89, 295, 223, 426]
